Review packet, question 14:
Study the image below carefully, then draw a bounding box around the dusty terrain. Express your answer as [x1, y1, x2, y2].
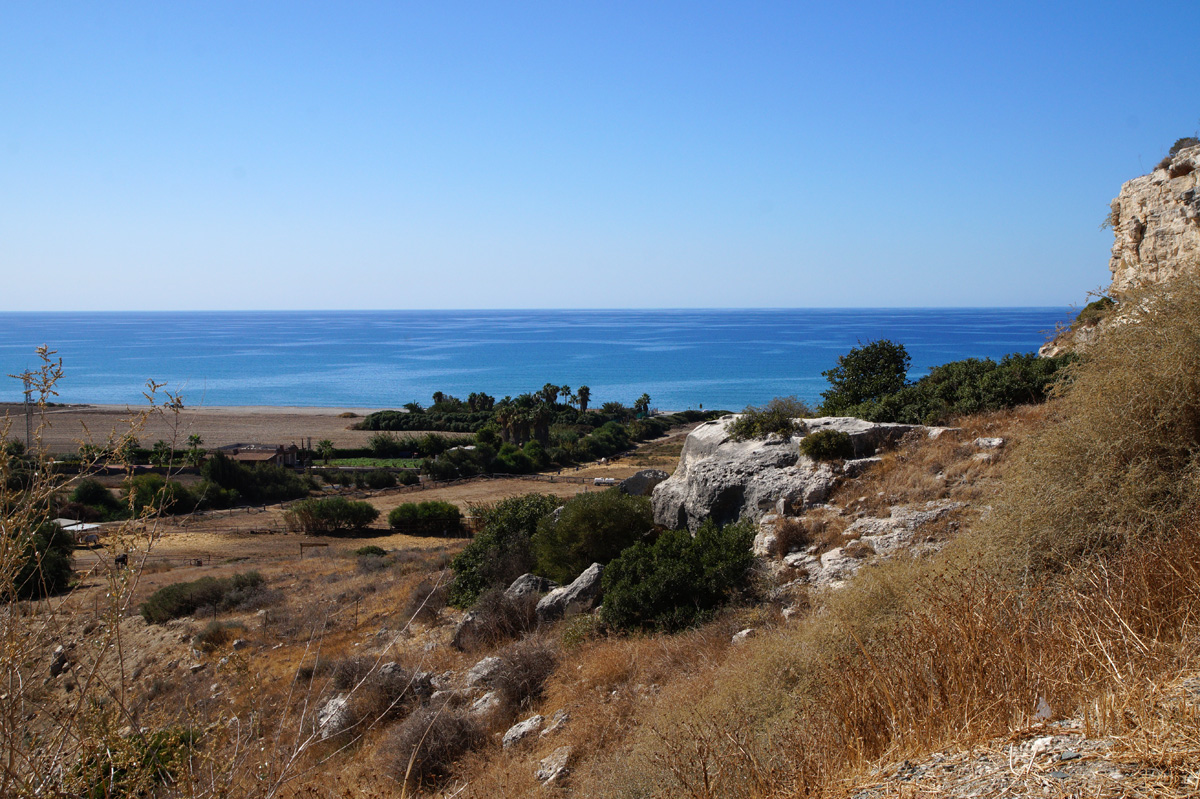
[0, 402, 425, 453]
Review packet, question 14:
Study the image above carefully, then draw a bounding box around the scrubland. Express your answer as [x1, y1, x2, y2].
[6, 281, 1200, 797]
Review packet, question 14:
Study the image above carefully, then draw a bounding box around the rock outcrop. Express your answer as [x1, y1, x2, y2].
[536, 563, 604, 621]
[1108, 143, 1200, 296]
[619, 469, 670, 497]
[651, 416, 930, 531]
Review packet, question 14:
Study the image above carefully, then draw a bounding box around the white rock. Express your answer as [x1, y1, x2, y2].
[973, 437, 1005, 449]
[465, 656, 502, 687]
[502, 714, 545, 748]
[731, 628, 755, 645]
[316, 694, 350, 739]
[469, 690, 500, 716]
[535, 746, 572, 783]
[536, 563, 604, 621]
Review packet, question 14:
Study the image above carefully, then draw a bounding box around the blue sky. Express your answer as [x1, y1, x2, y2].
[2, 1, 1198, 311]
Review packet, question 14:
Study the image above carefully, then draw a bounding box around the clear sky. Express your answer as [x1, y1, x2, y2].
[2, 1, 1198, 311]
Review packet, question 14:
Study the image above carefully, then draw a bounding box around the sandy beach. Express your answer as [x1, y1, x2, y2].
[0, 402, 414, 453]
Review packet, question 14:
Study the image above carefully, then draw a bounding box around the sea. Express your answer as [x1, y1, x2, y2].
[0, 309, 1072, 412]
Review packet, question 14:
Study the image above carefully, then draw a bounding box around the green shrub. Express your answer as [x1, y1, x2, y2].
[727, 396, 812, 441]
[139, 572, 264, 623]
[819, 339, 911, 415]
[387, 501, 463, 536]
[448, 493, 561, 608]
[201, 451, 312, 504]
[71, 726, 198, 799]
[363, 469, 398, 489]
[354, 545, 387, 557]
[531, 490, 654, 584]
[70, 478, 120, 509]
[283, 497, 379, 535]
[1072, 296, 1115, 328]
[124, 474, 199, 515]
[10, 521, 74, 600]
[601, 518, 756, 633]
[799, 429, 854, 460]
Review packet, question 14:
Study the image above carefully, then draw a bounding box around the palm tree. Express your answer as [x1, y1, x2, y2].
[539, 383, 560, 405]
[185, 434, 205, 467]
[577, 385, 590, 413]
[316, 439, 335, 465]
[634, 393, 651, 416]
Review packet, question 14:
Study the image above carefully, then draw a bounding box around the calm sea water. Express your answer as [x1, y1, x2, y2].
[0, 309, 1071, 411]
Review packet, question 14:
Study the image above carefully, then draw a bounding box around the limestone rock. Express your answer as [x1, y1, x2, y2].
[1109, 144, 1200, 296]
[536, 746, 572, 783]
[504, 573, 557, 600]
[316, 694, 350, 739]
[973, 437, 1005, 449]
[465, 656, 503, 687]
[732, 628, 755, 645]
[502, 714, 544, 748]
[619, 469, 670, 497]
[536, 563, 604, 622]
[541, 708, 570, 737]
[50, 645, 69, 677]
[469, 690, 500, 716]
[652, 415, 930, 530]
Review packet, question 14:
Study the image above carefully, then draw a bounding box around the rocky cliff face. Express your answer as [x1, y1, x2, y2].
[1108, 143, 1200, 295]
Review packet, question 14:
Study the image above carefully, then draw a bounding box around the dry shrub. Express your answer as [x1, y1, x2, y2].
[379, 706, 485, 786]
[455, 588, 539, 651]
[403, 575, 449, 626]
[492, 636, 558, 715]
[609, 520, 1200, 798]
[771, 516, 807, 557]
[986, 274, 1200, 572]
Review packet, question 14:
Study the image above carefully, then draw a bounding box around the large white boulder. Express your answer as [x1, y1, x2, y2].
[652, 416, 926, 530]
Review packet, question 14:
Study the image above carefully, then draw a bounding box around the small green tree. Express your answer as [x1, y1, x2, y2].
[316, 439, 335, 465]
[601, 518, 756, 633]
[819, 339, 911, 415]
[531, 490, 654, 583]
[448, 493, 561, 608]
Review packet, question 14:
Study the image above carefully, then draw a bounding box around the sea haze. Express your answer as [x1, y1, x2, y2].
[0, 309, 1072, 411]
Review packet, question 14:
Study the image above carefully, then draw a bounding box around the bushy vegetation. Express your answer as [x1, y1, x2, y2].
[984, 277, 1200, 572]
[819, 339, 911, 415]
[1072, 295, 1115, 328]
[726, 396, 812, 441]
[283, 496, 379, 534]
[10, 521, 74, 600]
[387, 501, 463, 536]
[70, 726, 198, 799]
[139, 571, 265, 623]
[818, 339, 1072, 425]
[448, 493, 562, 608]
[799, 428, 854, 460]
[201, 451, 314, 504]
[531, 489, 654, 584]
[601, 518, 756, 632]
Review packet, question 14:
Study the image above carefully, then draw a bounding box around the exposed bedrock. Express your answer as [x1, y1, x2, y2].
[651, 415, 936, 531]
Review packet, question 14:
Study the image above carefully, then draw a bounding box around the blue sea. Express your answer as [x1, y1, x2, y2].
[0, 309, 1072, 411]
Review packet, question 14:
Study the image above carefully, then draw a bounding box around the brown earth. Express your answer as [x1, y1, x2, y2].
[0, 402, 454, 453]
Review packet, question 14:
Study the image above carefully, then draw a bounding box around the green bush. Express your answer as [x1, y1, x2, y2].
[531, 490, 654, 584]
[283, 497, 379, 535]
[600, 518, 756, 633]
[387, 501, 463, 536]
[139, 572, 264, 623]
[819, 339, 911, 415]
[354, 545, 387, 557]
[727, 396, 812, 441]
[10, 521, 74, 600]
[70, 478, 119, 508]
[201, 451, 313, 504]
[448, 493, 561, 608]
[799, 429, 854, 460]
[71, 726, 198, 799]
[124, 474, 200, 515]
[1072, 296, 1115, 328]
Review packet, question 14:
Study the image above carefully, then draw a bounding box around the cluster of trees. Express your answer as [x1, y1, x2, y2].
[448, 491, 755, 633]
[387, 501, 463, 536]
[817, 341, 1073, 425]
[283, 496, 379, 534]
